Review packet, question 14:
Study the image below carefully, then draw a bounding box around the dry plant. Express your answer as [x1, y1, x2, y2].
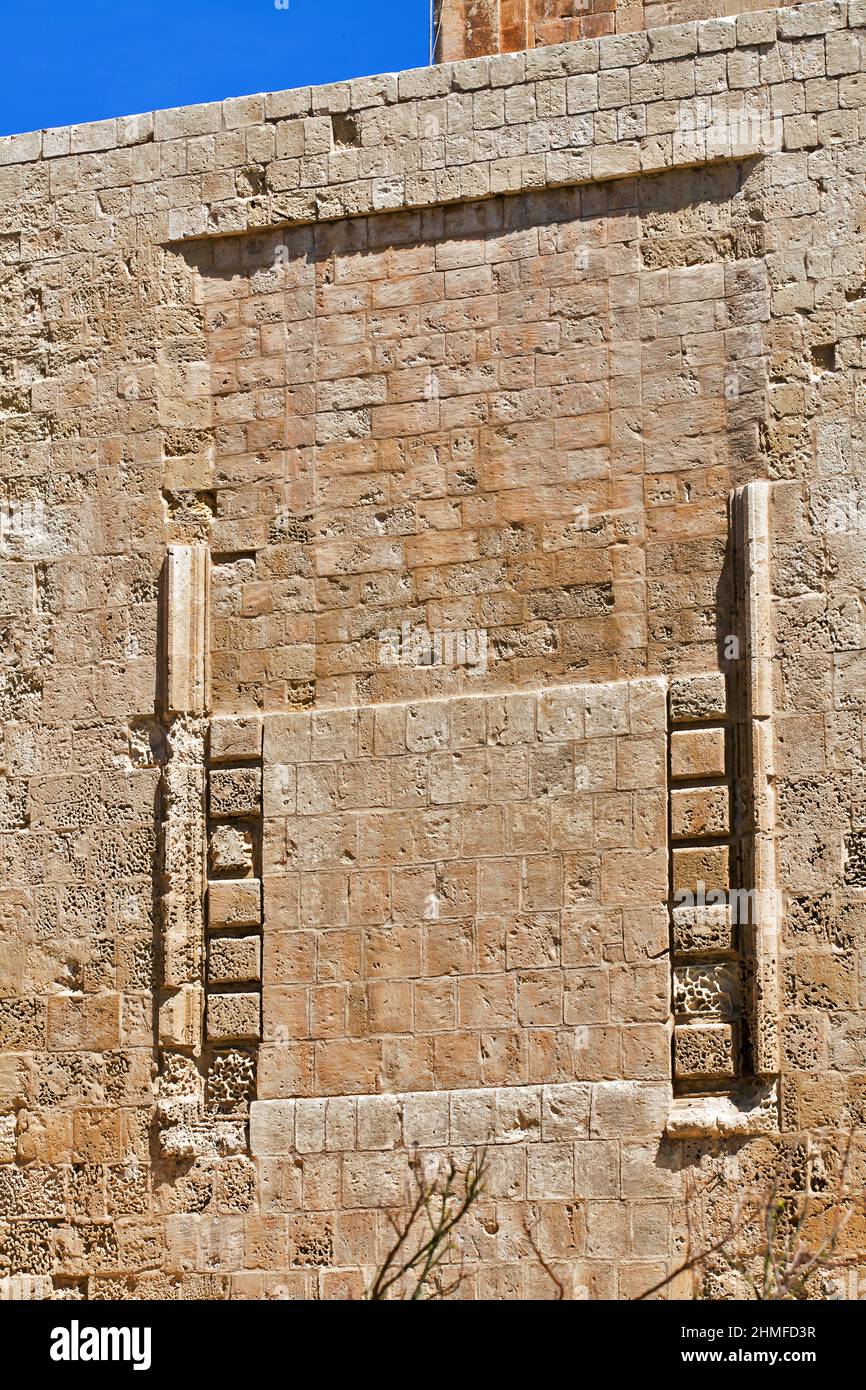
[366, 1147, 488, 1300]
[367, 1130, 866, 1302]
[637, 1129, 866, 1301]
[522, 1212, 566, 1299]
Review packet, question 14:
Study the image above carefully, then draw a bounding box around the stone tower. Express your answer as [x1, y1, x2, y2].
[0, 0, 864, 1300]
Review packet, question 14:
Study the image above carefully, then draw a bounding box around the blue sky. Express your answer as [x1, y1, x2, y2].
[1, 0, 430, 136]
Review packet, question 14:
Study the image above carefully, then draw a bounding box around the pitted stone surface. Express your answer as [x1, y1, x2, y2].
[0, 0, 863, 1300]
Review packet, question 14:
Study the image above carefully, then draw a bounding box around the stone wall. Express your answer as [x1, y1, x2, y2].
[1, 2, 865, 1299]
[185, 168, 754, 716]
[434, 0, 807, 58]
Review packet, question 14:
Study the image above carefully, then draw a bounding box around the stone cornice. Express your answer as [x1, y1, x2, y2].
[0, 3, 859, 247]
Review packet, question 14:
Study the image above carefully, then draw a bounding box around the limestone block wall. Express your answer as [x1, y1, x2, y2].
[434, 0, 807, 58]
[259, 681, 670, 1100]
[0, 2, 865, 1299]
[435, 0, 624, 55]
[185, 167, 757, 715]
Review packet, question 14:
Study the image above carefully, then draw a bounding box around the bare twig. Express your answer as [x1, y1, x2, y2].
[634, 1189, 750, 1301]
[366, 1148, 488, 1301]
[635, 1128, 863, 1302]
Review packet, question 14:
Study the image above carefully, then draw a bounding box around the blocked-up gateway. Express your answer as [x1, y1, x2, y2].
[0, 0, 865, 1300]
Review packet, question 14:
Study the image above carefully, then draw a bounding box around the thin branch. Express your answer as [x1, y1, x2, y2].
[636, 1128, 861, 1302]
[366, 1148, 488, 1301]
[522, 1213, 565, 1300]
[634, 1191, 750, 1301]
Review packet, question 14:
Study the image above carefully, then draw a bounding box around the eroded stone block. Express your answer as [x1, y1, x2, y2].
[208, 880, 262, 929]
[672, 903, 734, 954]
[671, 786, 730, 839]
[672, 844, 730, 894]
[208, 935, 262, 986]
[209, 824, 254, 875]
[670, 728, 727, 780]
[210, 716, 263, 763]
[209, 767, 262, 819]
[207, 992, 261, 1042]
[669, 673, 727, 722]
[207, 1049, 256, 1114]
[0, 1114, 16, 1163]
[249, 1100, 295, 1155]
[158, 986, 204, 1049]
[674, 963, 739, 1020]
[674, 1023, 737, 1079]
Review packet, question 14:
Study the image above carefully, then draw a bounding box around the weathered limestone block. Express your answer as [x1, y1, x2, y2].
[671, 786, 730, 839]
[210, 716, 263, 763]
[208, 880, 262, 929]
[208, 936, 262, 986]
[160, 718, 208, 1002]
[159, 1118, 247, 1161]
[672, 903, 734, 954]
[670, 728, 727, 779]
[669, 672, 727, 722]
[159, 986, 204, 1049]
[0, 1276, 53, 1301]
[672, 844, 731, 894]
[207, 1050, 256, 1113]
[674, 1023, 737, 1080]
[209, 824, 254, 875]
[163, 914, 204, 989]
[209, 767, 263, 819]
[249, 1100, 295, 1156]
[674, 963, 739, 1020]
[665, 1080, 779, 1139]
[46, 995, 122, 1052]
[0, 1114, 16, 1163]
[165, 545, 210, 717]
[589, 1083, 673, 1138]
[401, 1092, 450, 1147]
[207, 993, 261, 1043]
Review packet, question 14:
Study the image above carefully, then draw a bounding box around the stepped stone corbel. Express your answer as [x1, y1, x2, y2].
[665, 481, 781, 1137]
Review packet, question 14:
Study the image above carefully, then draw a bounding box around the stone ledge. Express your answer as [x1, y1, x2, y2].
[664, 1079, 779, 1139]
[250, 1080, 673, 1156]
[1, 3, 851, 166]
[163, 138, 768, 244]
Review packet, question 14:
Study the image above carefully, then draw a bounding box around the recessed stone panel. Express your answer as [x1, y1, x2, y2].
[671, 786, 730, 839]
[209, 766, 263, 819]
[670, 728, 727, 780]
[208, 879, 262, 929]
[209, 824, 255, 875]
[672, 844, 730, 894]
[672, 903, 734, 954]
[674, 963, 740, 1021]
[210, 716, 263, 763]
[669, 673, 727, 723]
